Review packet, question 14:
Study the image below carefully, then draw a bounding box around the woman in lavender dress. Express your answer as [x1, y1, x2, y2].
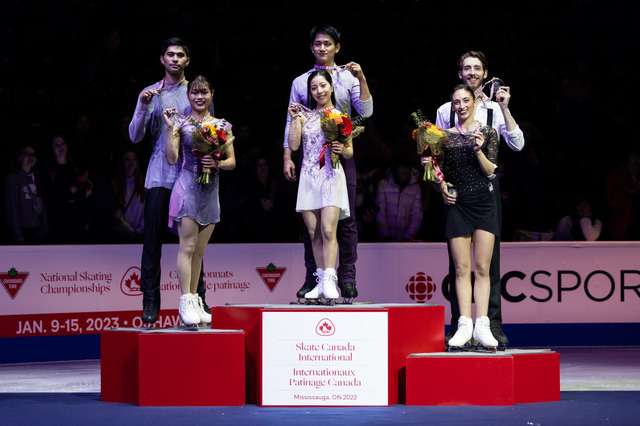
[163, 75, 235, 325]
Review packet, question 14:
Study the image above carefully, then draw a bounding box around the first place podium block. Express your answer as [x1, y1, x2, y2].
[406, 349, 560, 406]
[101, 328, 245, 406]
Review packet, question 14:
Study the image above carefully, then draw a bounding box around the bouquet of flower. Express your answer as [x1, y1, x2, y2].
[190, 119, 233, 185]
[411, 110, 446, 182]
[319, 109, 354, 168]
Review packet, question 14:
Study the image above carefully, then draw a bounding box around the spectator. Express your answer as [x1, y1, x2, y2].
[606, 143, 640, 240]
[3, 145, 48, 244]
[112, 150, 145, 243]
[376, 153, 423, 242]
[41, 135, 92, 243]
[555, 196, 603, 241]
[239, 154, 288, 242]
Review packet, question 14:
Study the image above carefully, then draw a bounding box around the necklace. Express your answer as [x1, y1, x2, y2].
[188, 113, 211, 123]
[169, 111, 212, 129]
[314, 105, 334, 113]
[314, 64, 347, 72]
[158, 77, 186, 112]
[456, 120, 481, 135]
[291, 103, 333, 118]
[157, 77, 186, 93]
[477, 77, 504, 101]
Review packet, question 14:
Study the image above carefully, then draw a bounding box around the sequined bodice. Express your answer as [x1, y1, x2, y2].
[442, 126, 498, 194]
[300, 112, 328, 174]
[179, 121, 200, 175]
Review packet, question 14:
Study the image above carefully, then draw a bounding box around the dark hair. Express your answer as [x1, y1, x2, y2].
[306, 70, 336, 109]
[113, 150, 146, 204]
[450, 84, 475, 100]
[457, 51, 488, 72]
[10, 144, 37, 172]
[188, 75, 213, 92]
[310, 24, 341, 45]
[161, 37, 190, 57]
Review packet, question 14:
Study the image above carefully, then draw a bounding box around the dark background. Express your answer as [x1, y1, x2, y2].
[1, 0, 636, 242]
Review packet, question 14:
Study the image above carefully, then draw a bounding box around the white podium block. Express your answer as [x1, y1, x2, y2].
[261, 309, 388, 406]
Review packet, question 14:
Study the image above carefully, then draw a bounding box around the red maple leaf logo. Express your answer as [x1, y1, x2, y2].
[320, 321, 332, 332]
[120, 267, 142, 296]
[315, 318, 336, 336]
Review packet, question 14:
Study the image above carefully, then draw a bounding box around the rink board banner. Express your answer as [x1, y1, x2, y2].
[1, 242, 639, 338]
[261, 310, 388, 406]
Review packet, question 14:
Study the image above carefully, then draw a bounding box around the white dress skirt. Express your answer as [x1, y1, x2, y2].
[295, 110, 350, 219]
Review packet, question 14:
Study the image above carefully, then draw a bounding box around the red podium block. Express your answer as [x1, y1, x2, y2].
[212, 303, 444, 405]
[406, 349, 560, 406]
[101, 328, 245, 406]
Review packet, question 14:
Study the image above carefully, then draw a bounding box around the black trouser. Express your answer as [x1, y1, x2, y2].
[447, 179, 503, 327]
[141, 187, 206, 307]
[302, 156, 358, 286]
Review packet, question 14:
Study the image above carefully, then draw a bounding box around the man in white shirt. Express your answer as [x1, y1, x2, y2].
[435, 51, 524, 348]
[283, 25, 373, 302]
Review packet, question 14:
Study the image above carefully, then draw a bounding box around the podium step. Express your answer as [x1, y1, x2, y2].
[406, 349, 560, 406]
[101, 328, 245, 406]
[213, 303, 444, 405]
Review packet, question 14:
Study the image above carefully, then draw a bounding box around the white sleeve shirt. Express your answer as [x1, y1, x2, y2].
[435, 98, 524, 152]
[283, 66, 373, 149]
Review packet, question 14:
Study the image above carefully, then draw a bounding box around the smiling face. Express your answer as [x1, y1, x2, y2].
[19, 146, 36, 172]
[458, 57, 487, 92]
[188, 82, 213, 114]
[52, 136, 67, 160]
[123, 151, 138, 178]
[160, 45, 190, 78]
[310, 33, 340, 66]
[309, 74, 333, 109]
[451, 88, 476, 122]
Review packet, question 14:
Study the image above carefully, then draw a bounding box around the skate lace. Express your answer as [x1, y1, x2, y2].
[186, 298, 199, 315]
[458, 320, 471, 333]
[476, 324, 492, 339]
[195, 297, 206, 314]
[313, 271, 323, 283]
[324, 271, 337, 282]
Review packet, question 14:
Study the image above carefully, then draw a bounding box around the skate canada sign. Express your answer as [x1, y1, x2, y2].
[261, 310, 388, 406]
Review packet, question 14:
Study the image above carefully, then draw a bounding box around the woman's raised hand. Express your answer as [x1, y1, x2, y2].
[163, 108, 177, 128]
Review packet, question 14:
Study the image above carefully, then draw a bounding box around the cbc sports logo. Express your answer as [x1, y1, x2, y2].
[405, 272, 437, 303]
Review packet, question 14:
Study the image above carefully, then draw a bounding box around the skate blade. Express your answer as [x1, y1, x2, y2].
[445, 342, 472, 352]
[176, 321, 200, 331]
[472, 344, 497, 353]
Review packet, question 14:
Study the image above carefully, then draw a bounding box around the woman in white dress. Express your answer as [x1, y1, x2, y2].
[287, 70, 353, 303]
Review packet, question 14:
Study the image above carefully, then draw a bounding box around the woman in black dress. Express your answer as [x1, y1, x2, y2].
[424, 84, 499, 349]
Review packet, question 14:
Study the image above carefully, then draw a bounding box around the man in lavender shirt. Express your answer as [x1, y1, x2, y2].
[129, 37, 211, 324]
[283, 25, 373, 302]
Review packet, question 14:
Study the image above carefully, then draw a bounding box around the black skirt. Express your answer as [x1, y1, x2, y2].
[444, 186, 499, 238]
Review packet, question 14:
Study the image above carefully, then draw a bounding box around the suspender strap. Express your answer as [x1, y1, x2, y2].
[450, 104, 493, 127]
